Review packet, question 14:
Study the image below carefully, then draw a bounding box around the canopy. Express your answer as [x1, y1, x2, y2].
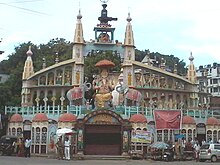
[175, 134, 185, 139]
[150, 142, 170, 149]
[56, 128, 74, 137]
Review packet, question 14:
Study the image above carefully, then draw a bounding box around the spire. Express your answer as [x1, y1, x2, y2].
[124, 12, 134, 46]
[187, 52, 197, 83]
[73, 8, 84, 44]
[22, 46, 34, 79]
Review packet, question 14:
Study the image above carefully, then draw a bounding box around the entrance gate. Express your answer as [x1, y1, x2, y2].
[80, 109, 130, 155]
[84, 124, 121, 155]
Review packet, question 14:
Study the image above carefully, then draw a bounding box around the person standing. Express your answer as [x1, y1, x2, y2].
[24, 138, 31, 158]
[64, 137, 71, 160]
[56, 137, 64, 160]
[17, 138, 25, 157]
[194, 142, 200, 162]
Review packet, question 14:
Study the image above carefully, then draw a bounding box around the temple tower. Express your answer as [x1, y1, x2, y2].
[187, 52, 197, 84]
[21, 46, 35, 106]
[122, 13, 135, 87]
[72, 9, 85, 86]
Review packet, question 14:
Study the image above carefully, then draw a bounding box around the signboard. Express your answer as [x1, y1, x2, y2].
[23, 125, 31, 131]
[197, 127, 206, 134]
[131, 130, 151, 143]
[197, 123, 206, 134]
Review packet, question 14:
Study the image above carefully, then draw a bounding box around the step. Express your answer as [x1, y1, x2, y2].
[75, 155, 130, 160]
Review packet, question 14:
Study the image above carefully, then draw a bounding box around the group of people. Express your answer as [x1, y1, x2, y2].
[56, 136, 72, 160]
[12, 137, 31, 158]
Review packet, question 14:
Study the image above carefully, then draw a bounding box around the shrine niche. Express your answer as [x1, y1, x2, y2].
[48, 72, 54, 85]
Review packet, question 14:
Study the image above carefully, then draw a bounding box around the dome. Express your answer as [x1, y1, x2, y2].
[129, 114, 147, 123]
[58, 113, 77, 122]
[95, 59, 115, 68]
[182, 116, 195, 124]
[207, 117, 219, 125]
[32, 113, 48, 122]
[10, 114, 23, 122]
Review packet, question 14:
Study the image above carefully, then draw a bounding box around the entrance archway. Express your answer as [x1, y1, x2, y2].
[82, 110, 125, 155]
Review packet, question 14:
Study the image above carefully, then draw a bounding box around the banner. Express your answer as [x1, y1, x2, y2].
[131, 130, 151, 143]
[154, 110, 182, 130]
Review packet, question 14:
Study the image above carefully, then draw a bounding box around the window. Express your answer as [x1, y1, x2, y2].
[41, 127, 47, 144]
[157, 130, 162, 142]
[207, 130, 212, 141]
[188, 129, 192, 141]
[12, 128, 16, 135]
[36, 127, 40, 144]
[214, 145, 220, 150]
[201, 144, 210, 149]
[213, 130, 217, 142]
[32, 127, 35, 144]
[164, 130, 168, 142]
[213, 79, 218, 84]
[17, 128, 22, 136]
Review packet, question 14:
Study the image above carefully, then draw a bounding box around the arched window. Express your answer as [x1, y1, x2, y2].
[213, 130, 217, 143]
[157, 130, 162, 142]
[17, 127, 22, 137]
[188, 129, 192, 141]
[193, 129, 196, 140]
[164, 130, 168, 142]
[207, 130, 212, 142]
[218, 131, 220, 141]
[41, 127, 47, 144]
[9, 128, 11, 135]
[32, 127, 35, 144]
[36, 127, 40, 144]
[12, 128, 16, 135]
[181, 129, 186, 137]
[169, 130, 173, 141]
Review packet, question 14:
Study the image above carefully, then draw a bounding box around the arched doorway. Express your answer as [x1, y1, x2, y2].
[82, 110, 129, 155]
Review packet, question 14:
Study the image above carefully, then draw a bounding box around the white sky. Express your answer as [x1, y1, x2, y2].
[0, 0, 220, 68]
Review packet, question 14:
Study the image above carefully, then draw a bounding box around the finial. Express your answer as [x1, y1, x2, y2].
[100, 0, 108, 4]
[26, 46, 33, 56]
[126, 12, 132, 22]
[189, 51, 194, 61]
[77, 8, 82, 19]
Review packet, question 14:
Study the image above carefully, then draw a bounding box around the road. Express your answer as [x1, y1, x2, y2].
[0, 156, 216, 165]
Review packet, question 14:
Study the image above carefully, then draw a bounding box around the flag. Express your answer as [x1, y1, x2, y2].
[154, 110, 182, 129]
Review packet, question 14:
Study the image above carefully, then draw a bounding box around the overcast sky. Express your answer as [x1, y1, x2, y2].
[0, 0, 220, 68]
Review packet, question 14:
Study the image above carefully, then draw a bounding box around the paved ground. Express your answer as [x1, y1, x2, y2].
[0, 156, 217, 165]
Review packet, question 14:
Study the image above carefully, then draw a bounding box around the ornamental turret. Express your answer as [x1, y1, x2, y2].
[72, 9, 85, 86]
[122, 12, 136, 87]
[22, 46, 34, 80]
[187, 52, 197, 83]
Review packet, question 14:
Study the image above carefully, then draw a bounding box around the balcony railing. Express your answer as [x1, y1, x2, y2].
[5, 105, 219, 121]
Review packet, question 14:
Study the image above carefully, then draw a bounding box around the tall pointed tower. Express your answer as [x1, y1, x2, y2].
[122, 13, 135, 87]
[187, 52, 197, 84]
[21, 46, 35, 106]
[72, 9, 85, 86]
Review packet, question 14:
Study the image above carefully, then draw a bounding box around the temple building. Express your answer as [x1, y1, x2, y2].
[4, 1, 220, 157]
